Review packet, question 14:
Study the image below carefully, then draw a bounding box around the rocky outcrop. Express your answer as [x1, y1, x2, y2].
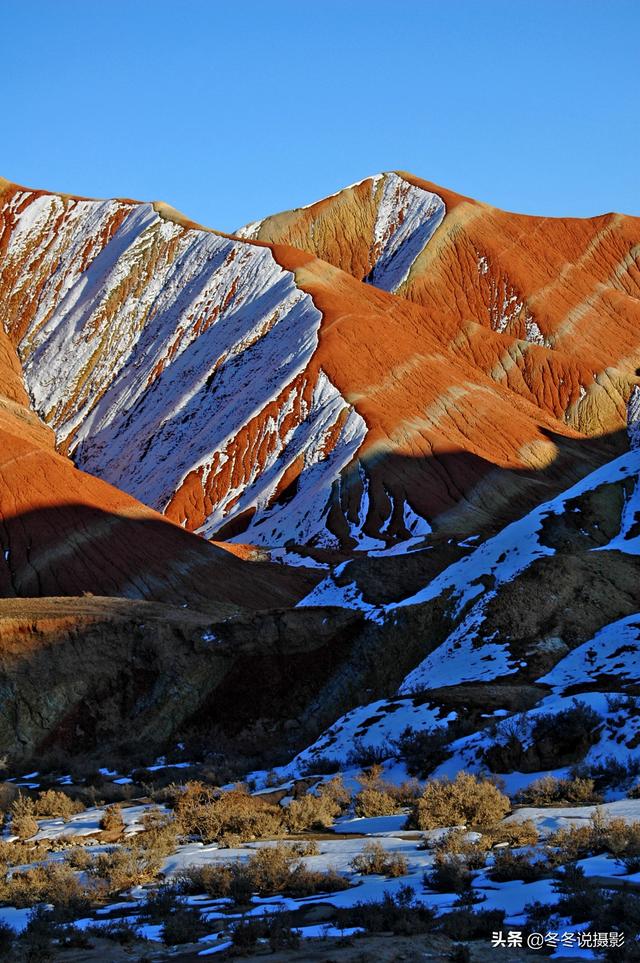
[0, 596, 362, 764]
[3, 173, 639, 552]
[0, 325, 317, 609]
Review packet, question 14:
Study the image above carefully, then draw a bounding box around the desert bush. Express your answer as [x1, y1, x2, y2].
[0, 860, 91, 910]
[136, 811, 178, 858]
[530, 701, 602, 748]
[65, 845, 93, 870]
[489, 849, 554, 883]
[517, 775, 602, 807]
[99, 803, 125, 832]
[180, 844, 349, 902]
[354, 787, 399, 817]
[350, 841, 409, 877]
[0, 838, 49, 868]
[300, 757, 341, 776]
[433, 830, 490, 866]
[346, 741, 392, 768]
[483, 819, 539, 847]
[577, 754, 640, 791]
[426, 852, 478, 894]
[33, 790, 84, 820]
[393, 725, 453, 778]
[173, 782, 285, 842]
[286, 779, 347, 832]
[10, 793, 39, 840]
[319, 774, 351, 809]
[88, 839, 164, 893]
[408, 772, 510, 830]
[336, 884, 436, 935]
[0, 782, 19, 813]
[483, 701, 603, 772]
[267, 908, 301, 951]
[161, 904, 208, 945]
[549, 811, 640, 861]
[354, 765, 419, 817]
[287, 839, 320, 856]
[231, 916, 266, 952]
[86, 918, 142, 944]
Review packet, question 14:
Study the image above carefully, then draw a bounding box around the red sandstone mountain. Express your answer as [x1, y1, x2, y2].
[1, 172, 638, 565]
[1, 170, 639, 763]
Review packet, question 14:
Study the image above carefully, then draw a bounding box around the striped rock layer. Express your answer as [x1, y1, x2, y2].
[1, 172, 639, 558]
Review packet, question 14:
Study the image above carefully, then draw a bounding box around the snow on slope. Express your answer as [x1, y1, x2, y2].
[538, 614, 640, 690]
[0, 189, 366, 545]
[433, 691, 640, 786]
[398, 445, 640, 692]
[367, 173, 445, 292]
[271, 697, 456, 779]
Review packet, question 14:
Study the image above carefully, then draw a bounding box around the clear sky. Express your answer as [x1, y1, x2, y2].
[3, 0, 638, 230]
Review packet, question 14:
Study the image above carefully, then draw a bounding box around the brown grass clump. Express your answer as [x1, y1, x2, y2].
[0, 860, 91, 910]
[484, 819, 539, 847]
[0, 838, 53, 884]
[174, 782, 285, 843]
[354, 788, 399, 818]
[549, 810, 640, 862]
[88, 839, 164, 894]
[286, 777, 350, 832]
[350, 841, 409, 877]
[408, 772, 510, 830]
[181, 844, 350, 902]
[353, 766, 420, 817]
[517, 775, 602, 807]
[33, 790, 84, 820]
[426, 852, 478, 893]
[433, 829, 491, 863]
[9, 794, 38, 840]
[99, 804, 125, 833]
[65, 846, 93, 871]
[489, 849, 556, 883]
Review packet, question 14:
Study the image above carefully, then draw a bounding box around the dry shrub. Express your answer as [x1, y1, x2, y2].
[549, 810, 640, 861]
[354, 788, 399, 818]
[286, 779, 348, 832]
[180, 844, 349, 901]
[0, 860, 90, 910]
[426, 852, 477, 893]
[161, 905, 208, 946]
[434, 829, 491, 866]
[33, 790, 84, 820]
[10, 794, 38, 840]
[409, 772, 510, 830]
[484, 819, 539, 847]
[350, 841, 409, 877]
[65, 846, 93, 870]
[518, 775, 602, 807]
[88, 838, 164, 893]
[100, 803, 125, 833]
[354, 766, 419, 817]
[0, 839, 50, 867]
[489, 849, 555, 883]
[288, 839, 320, 856]
[174, 782, 284, 843]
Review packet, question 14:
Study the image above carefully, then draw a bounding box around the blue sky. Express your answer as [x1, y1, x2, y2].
[3, 0, 638, 229]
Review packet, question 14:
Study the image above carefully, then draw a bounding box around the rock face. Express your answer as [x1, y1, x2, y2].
[0, 597, 362, 762]
[0, 320, 317, 610]
[1, 169, 640, 766]
[3, 173, 639, 552]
